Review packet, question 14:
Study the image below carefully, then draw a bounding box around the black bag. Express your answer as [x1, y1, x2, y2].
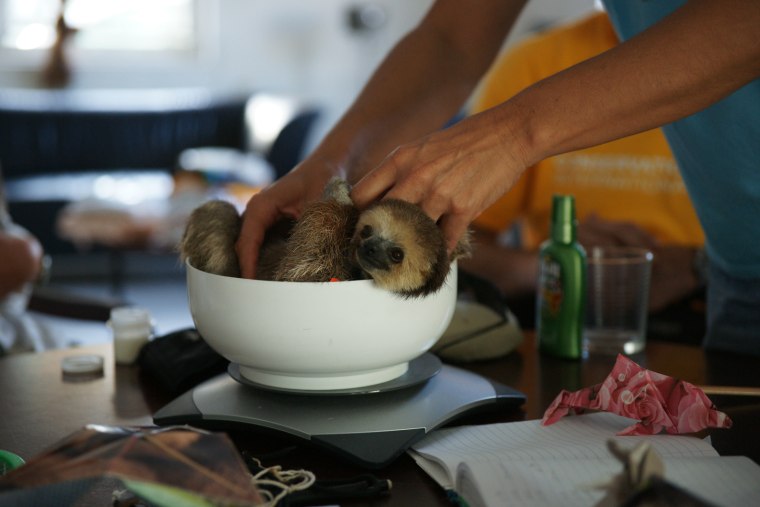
[137, 328, 228, 396]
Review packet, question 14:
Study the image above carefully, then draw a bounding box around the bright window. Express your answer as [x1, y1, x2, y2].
[1, 0, 195, 52]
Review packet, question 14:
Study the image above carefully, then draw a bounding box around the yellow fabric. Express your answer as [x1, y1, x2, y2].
[471, 12, 704, 249]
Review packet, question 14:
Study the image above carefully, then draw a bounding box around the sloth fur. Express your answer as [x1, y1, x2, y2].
[179, 178, 470, 297]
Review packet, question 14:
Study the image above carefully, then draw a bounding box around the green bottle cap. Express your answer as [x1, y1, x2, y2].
[0, 449, 25, 475]
[551, 194, 577, 244]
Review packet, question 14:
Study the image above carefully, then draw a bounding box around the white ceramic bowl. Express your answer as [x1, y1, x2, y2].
[186, 260, 458, 391]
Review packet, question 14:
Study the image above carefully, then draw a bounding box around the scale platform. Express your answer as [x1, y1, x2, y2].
[154, 355, 525, 468]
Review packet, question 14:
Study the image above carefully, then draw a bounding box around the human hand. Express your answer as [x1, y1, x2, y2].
[350, 113, 528, 254]
[235, 163, 335, 279]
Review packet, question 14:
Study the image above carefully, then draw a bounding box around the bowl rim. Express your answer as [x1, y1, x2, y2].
[185, 258, 381, 288]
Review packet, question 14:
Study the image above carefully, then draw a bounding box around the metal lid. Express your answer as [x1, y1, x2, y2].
[61, 354, 104, 375]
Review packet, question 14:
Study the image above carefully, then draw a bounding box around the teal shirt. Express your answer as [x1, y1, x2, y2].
[603, 0, 760, 278]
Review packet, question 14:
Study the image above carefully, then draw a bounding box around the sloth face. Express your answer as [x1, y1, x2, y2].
[351, 199, 448, 297]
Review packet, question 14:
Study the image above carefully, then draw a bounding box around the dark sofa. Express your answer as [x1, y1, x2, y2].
[0, 88, 318, 256]
[0, 88, 249, 179]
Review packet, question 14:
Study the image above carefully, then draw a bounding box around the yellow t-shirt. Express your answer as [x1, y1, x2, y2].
[471, 12, 704, 249]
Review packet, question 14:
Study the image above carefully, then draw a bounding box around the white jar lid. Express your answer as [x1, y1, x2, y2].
[108, 306, 152, 335]
[61, 354, 104, 375]
[110, 307, 151, 327]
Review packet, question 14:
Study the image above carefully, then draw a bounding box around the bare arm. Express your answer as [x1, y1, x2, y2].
[0, 232, 42, 300]
[519, 0, 760, 160]
[352, 0, 760, 250]
[236, 0, 525, 277]
[462, 217, 702, 312]
[458, 228, 539, 296]
[316, 0, 527, 180]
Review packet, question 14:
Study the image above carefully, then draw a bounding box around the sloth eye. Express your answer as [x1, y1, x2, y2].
[389, 247, 404, 264]
[360, 225, 373, 239]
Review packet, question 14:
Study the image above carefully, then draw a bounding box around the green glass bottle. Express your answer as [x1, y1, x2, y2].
[536, 194, 586, 359]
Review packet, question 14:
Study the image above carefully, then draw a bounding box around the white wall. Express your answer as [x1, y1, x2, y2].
[0, 0, 597, 147]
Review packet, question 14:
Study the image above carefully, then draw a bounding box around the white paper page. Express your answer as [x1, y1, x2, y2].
[457, 455, 760, 507]
[407, 449, 456, 489]
[409, 412, 719, 491]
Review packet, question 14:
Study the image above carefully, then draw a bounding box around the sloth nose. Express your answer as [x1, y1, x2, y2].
[359, 239, 390, 270]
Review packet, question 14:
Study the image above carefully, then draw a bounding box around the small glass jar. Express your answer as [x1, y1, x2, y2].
[109, 306, 153, 365]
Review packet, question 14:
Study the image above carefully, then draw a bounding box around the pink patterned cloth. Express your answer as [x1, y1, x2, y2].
[542, 354, 732, 435]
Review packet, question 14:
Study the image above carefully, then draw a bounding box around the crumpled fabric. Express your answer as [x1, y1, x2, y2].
[542, 354, 732, 435]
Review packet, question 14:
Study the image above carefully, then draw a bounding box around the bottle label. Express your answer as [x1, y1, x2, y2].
[539, 255, 563, 318]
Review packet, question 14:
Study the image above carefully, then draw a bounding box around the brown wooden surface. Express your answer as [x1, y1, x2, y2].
[1, 335, 759, 505]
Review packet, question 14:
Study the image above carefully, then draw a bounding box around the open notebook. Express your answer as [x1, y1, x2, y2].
[409, 412, 760, 507]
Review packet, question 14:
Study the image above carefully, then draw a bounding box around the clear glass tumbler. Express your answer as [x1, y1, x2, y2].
[583, 246, 653, 356]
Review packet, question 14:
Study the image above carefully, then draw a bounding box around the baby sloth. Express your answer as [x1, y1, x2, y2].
[179, 178, 470, 297]
[353, 199, 466, 297]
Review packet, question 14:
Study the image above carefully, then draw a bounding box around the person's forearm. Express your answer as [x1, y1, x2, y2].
[496, 0, 760, 165]
[0, 236, 41, 299]
[459, 229, 539, 296]
[309, 0, 526, 182]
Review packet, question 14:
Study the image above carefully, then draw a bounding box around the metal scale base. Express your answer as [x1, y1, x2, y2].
[153, 355, 525, 468]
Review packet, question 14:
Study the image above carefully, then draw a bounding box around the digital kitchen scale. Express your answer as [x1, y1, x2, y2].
[153, 353, 525, 468]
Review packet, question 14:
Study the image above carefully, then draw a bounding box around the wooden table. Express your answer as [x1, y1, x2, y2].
[1, 335, 759, 505]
